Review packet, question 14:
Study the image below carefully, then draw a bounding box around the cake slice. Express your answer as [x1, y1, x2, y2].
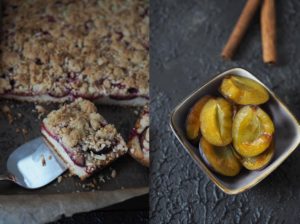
[128, 105, 149, 167]
[41, 98, 127, 180]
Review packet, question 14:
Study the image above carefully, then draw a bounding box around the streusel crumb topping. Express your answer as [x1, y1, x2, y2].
[43, 98, 127, 168]
[1, 0, 149, 99]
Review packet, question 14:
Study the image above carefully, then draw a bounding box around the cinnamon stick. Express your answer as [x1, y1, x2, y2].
[261, 0, 277, 64]
[221, 0, 261, 59]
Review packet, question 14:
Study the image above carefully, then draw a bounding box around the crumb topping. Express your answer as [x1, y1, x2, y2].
[1, 0, 149, 99]
[43, 98, 127, 169]
[35, 104, 48, 119]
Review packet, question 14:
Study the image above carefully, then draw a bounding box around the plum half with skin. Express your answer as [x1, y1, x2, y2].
[185, 95, 211, 141]
[233, 105, 275, 157]
[234, 141, 275, 171]
[199, 137, 242, 177]
[200, 97, 233, 146]
[220, 75, 269, 105]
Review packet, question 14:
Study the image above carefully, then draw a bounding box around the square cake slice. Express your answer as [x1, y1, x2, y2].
[128, 105, 149, 167]
[41, 98, 127, 180]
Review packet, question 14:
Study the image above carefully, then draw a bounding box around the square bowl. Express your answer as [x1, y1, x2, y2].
[170, 68, 300, 195]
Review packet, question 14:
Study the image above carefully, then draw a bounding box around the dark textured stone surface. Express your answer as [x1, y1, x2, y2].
[150, 0, 300, 223]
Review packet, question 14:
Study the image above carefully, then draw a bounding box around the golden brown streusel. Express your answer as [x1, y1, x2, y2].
[43, 98, 128, 175]
[1, 0, 149, 100]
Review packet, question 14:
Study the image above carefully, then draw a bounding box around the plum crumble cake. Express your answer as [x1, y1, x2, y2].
[128, 105, 149, 167]
[41, 98, 128, 180]
[0, 0, 149, 106]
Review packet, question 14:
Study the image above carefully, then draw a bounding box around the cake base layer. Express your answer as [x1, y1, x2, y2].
[41, 128, 90, 180]
[1, 94, 148, 106]
[128, 135, 150, 167]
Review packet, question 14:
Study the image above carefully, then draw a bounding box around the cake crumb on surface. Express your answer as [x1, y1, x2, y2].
[85, 183, 96, 188]
[35, 105, 47, 119]
[57, 176, 62, 183]
[41, 155, 46, 166]
[99, 175, 106, 183]
[22, 128, 29, 136]
[111, 169, 117, 178]
[2, 105, 14, 124]
[63, 173, 70, 178]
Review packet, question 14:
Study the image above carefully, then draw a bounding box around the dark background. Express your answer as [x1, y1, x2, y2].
[54, 0, 300, 222]
[151, 0, 300, 223]
[52, 195, 148, 223]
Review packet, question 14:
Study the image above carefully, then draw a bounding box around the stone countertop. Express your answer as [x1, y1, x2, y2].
[150, 0, 300, 223]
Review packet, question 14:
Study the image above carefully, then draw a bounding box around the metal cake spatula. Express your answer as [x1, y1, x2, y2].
[0, 137, 67, 189]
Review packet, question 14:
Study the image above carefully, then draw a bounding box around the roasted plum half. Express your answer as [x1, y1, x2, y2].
[220, 75, 269, 105]
[200, 97, 233, 146]
[199, 137, 241, 177]
[233, 106, 274, 157]
[185, 95, 211, 141]
[234, 141, 275, 171]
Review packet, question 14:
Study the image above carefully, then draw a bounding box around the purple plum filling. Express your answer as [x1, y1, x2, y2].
[127, 87, 139, 94]
[3, 90, 35, 97]
[42, 124, 118, 168]
[46, 15, 56, 23]
[42, 124, 86, 167]
[69, 152, 86, 167]
[1, 71, 147, 102]
[1, 88, 148, 101]
[129, 128, 138, 140]
[93, 145, 114, 155]
[48, 88, 71, 98]
[70, 92, 102, 100]
[111, 83, 126, 89]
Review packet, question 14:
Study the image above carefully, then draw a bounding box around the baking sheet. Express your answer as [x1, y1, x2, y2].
[0, 2, 149, 222]
[0, 99, 149, 195]
[0, 187, 149, 223]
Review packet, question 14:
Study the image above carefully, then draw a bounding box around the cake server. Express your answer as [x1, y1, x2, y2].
[0, 137, 67, 189]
